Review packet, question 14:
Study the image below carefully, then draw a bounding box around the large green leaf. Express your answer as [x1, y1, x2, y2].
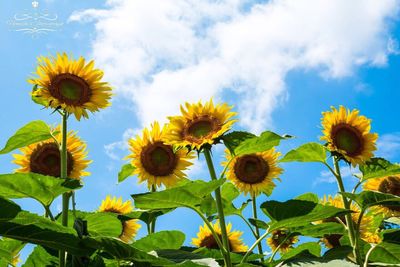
[0, 238, 24, 266]
[369, 242, 400, 265]
[292, 222, 346, 238]
[0, 173, 81, 206]
[132, 179, 225, 209]
[221, 131, 256, 155]
[56, 211, 123, 238]
[280, 142, 327, 163]
[221, 182, 240, 202]
[381, 229, 400, 244]
[156, 249, 215, 266]
[123, 208, 174, 225]
[280, 242, 321, 261]
[235, 131, 287, 156]
[23, 246, 58, 267]
[133, 231, 185, 252]
[0, 121, 53, 154]
[0, 197, 93, 256]
[261, 194, 350, 231]
[360, 158, 400, 180]
[118, 163, 136, 183]
[342, 191, 400, 210]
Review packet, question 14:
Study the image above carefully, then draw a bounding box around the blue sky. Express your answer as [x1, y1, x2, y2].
[1, 0, 400, 263]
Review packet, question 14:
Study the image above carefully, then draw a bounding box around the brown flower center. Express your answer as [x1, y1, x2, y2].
[378, 176, 400, 212]
[324, 234, 343, 248]
[30, 143, 73, 177]
[49, 73, 91, 106]
[199, 234, 221, 249]
[331, 123, 363, 156]
[182, 116, 221, 143]
[234, 155, 269, 184]
[140, 141, 177, 176]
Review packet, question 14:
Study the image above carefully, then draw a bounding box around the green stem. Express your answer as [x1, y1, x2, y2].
[148, 185, 157, 234]
[71, 192, 77, 219]
[59, 112, 69, 267]
[332, 157, 362, 265]
[236, 214, 258, 239]
[363, 244, 377, 267]
[241, 230, 270, 264]
[252, 195, 264, 261]
[203, 148, 232, 267]
[44, 205, 55, 221]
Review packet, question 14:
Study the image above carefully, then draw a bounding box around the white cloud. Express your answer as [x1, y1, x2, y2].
[70, 0, 399, 133]
[376, 133, 400, 159]
[313, 166, 356, 186]
[104, 128, 140, 161]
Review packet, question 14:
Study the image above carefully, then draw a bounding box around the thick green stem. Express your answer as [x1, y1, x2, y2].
[148, 185, 157, 234]
[252, 195, 264, 261]
[203, 148, 232, 267]
[332, 157, 362, 265]
[59, 112, 69, 267]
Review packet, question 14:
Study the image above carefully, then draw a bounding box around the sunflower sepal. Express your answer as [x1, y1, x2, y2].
[31, 84, 49, 107]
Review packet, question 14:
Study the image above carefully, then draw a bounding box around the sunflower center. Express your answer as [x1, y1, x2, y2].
[234, 155, 269, 184]
[49, 73, 91, 105]
[331, 124, 363, 156]
[29, 143, 73, 177]
[140, 141, 177, 176]
[199, 234, 221, 249]
[378, 176, 400, 212]
[324, 234, 343, 248]
[183, 116, 221, 142]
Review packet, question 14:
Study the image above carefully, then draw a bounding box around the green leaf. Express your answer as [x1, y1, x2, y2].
[235, 131, 287, 156]
[123, 209, 174, 225]
[0, 173, 81, 206]
[360, 158, 400, 180]
[23, 246, 58, 267]
[31, 84, 49, 107]
[156, 249, 214, 266]
[0, 121, 53, 154]
[0, 197, 93, 256]
[248, 218, 269, 229]
[261, 194, 350, 231]
[133, 231, 185, 252]
[322, 246, 353, 261]
[0, 238, 25, 266]
[118, 163, 136, 183]
[280, 142, 327, 163]
[292, 222, 346, 238]
[221, 131, 256, 154]
[280, 242, 321, 260]
[369, 242, 400, 264]
[132, 179, 225, 209]
[382, 229, 400, 244]
[221, 182, 240, 202]
[342, 191, 400, 210]
[56, 211, 123, 238]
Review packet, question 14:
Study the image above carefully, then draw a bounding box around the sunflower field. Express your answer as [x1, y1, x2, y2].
[1, 53, 400, 267]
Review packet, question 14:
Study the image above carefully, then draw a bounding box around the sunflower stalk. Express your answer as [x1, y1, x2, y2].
[150, 185, 157, 234]
[59, 111, 70, 267]
[251, 195, 264, 262]
[241, 229, 270, 264]
[203, 148, 232, 267]
[332, 157, 362, 265]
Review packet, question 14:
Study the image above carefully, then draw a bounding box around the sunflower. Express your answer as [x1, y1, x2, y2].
[267, 229, 298, 253]
[192, 222, 248, 252]
[321, 106, 377, 167]
[363, 176, 400, 217]
[99, 196, 141, 243]
[127, 121, 194, 189]
[165, 99, 237, 150]
[13, 126, 90, 179]
[223, 148, 283, 196]
[319, 195, 380, 248]
[28, 53, 112, 120]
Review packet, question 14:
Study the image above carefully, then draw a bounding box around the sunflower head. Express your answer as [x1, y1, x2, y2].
[29, 53, 112, 120]
[320, 106, 377, 166]
[12, 126, 91, 179]
[364, 176, 400, 217]
[99, 196, 141, 243]
[165, 99, 237, 151]
[223, 148, 283, 196]
[192, 222, 248, 253]
[267, 229, 298, 253]
[127, 121, 194, 189]
[319, 195, 380, 248]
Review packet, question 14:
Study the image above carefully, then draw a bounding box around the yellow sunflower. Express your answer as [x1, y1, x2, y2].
[28, 53, 112, 120]
[99, 196, 141, 243]
[13, 126, 91, 179]
[320, 106, 377, 167]
[127, 121, 194, 189]
[319, 195, 380, 248]
[364, 176, 400, 217]
[192, 222, 248, 252]
[223, 148, 283, 196]
[166, 99, 237, 150]
[267, 229, 298, 253]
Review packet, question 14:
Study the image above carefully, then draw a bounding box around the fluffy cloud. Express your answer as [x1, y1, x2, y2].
[376, 133, 400, 159]
[70, 0, 399, 132]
